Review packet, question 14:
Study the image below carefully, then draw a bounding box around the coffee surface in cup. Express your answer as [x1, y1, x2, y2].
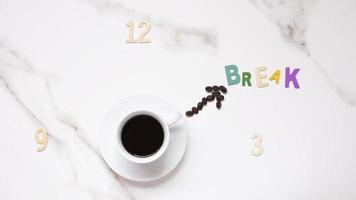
[121, 115, 164, 157]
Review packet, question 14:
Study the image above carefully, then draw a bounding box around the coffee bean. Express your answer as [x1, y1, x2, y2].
[186, 85, 228, 118]
[216, 101, 221, 109]
[192, 107, 199, 114]
[206, 95, 214, 101]
[212, 91, 221, 97]
[186, 111, 193, 117]
[202, 97, 207, 105]
[205, 86, 213, 92]
[217, 95, 224, 101]
[197, 102, 203, 110]
[219, 85, 227, 93]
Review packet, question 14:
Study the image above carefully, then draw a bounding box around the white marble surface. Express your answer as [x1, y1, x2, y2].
[1, 0, 356, 199]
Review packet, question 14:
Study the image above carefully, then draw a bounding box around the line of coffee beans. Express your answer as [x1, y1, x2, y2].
[186, 85, 227, 117]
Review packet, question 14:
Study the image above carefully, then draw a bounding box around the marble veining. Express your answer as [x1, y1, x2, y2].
[251, 0, 356, 106]
[87, 0, 218, 52]
[0, 42, 133, 199]
[250, 0, 316, 50]
[1, 0, 356, 199]
[0, 42, 46, 128]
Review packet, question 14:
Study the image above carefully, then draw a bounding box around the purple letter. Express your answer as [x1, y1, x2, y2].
[285, 67, 300, 89]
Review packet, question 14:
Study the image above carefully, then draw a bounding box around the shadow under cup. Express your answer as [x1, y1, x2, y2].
[117, 111, 170, 164]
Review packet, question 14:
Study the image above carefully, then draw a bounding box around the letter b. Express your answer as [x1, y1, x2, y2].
[225, 65, 241, 85]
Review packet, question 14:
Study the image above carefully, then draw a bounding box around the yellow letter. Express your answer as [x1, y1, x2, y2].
[269, 69, 281, 84]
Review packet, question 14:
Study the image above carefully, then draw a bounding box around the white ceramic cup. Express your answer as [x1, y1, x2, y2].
[117, 109, 181, 164]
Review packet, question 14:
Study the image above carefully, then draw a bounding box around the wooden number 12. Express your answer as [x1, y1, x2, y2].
[126, 20, 151, 43]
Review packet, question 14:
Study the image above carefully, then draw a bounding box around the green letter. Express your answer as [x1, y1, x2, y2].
[242, 72, 252, 87]
[225, 65, 241, 86]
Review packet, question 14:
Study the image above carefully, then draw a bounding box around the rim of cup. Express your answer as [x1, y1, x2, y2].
[117, 110, 170, 164]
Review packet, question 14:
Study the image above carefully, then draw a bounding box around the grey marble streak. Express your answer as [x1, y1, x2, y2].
[0, 42, 132, 200]
[155, 22, 217, 49]
[250, 0, 355, 106]
[250, 0, 316, 50]
[0, 44, 46, 128]
[86, 0, 218, 51]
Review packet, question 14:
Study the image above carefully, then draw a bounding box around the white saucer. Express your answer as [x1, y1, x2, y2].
[99, 94, 187, 182]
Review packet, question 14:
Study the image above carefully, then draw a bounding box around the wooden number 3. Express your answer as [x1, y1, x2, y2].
[250, 133, 263, 156]
[35, 128, 48, 152]
[126, 20, 151, 43]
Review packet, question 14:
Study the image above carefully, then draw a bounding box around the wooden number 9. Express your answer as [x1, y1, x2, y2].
[35, 128, 48, 152]
[250, 133, 263, 156]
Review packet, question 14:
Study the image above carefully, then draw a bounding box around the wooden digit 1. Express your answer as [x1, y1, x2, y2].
[126, 21, 137, 43]
[250, 133, 263, 156]
[35, 128, 48, 152]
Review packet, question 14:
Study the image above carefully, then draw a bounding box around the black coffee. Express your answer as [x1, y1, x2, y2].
[121, 115, 164, 157]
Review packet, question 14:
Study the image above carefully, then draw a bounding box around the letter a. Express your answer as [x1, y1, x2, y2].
[269, 69, 281, 84]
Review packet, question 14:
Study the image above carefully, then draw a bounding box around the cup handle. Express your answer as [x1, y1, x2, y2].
[166, 112, 182, 128]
